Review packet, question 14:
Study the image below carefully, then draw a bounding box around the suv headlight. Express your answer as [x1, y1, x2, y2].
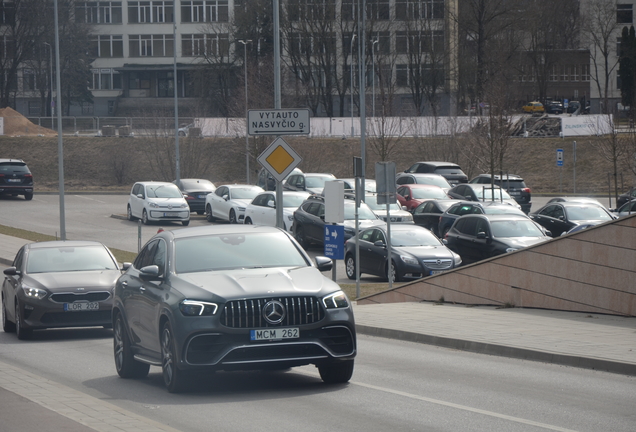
[322, 291, 349, 309]
[22, 286, 47, 300]
[505, 248, 518, 253]
[179, 300, 218, 316]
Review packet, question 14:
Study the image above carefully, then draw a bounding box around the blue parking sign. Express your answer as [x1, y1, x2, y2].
[324, 225, 344, 260]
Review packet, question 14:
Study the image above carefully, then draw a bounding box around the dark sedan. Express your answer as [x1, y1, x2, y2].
[412, 199, 456, 237]
[173, 178, 216, 215]
[529, 201, 615, 237]
[617, 188, 636, 207]
[2, 241, 121, 340]
[344, 224, 461, 282]
[113, 225, 356, 392]
[438, 201, 526, 238]
[444, 214, 549, 264]
[447, 183, 521, 210]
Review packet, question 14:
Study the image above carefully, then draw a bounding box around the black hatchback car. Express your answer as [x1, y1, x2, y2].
[112, 225, 356, 392]
[469, 174, 532, 213]
[529, 202, 615, 237]
[444, 214, 549, 264]
[0, 158, 34, 200]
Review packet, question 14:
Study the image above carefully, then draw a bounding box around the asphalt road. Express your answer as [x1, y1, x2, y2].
[1, 327, 634, 432]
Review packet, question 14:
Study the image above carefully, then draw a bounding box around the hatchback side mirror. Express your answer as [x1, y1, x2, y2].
[3, 267, 19, 276]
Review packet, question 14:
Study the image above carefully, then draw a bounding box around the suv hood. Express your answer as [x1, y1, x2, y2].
[178, 266, 337, 298]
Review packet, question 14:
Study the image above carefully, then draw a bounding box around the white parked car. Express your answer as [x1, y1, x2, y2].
[127, 181, 190, 226]
[205, 184, 264, 224]
[243, 191, 311, 232]
[364, 194, 414, 224]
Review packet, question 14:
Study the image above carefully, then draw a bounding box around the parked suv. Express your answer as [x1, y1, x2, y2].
[469, 174, 532, 213]
[402, 161, 468, 185]
[0, 158, 33, 200]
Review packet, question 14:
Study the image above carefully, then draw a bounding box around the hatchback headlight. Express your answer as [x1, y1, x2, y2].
[322, 291, 349, 309]
[179, 300, 218, 316]
[400, 255, 419, 266]
[22, 286, 47, 300]
[179, 203, 188, 209]
[148, 202, 159, 208]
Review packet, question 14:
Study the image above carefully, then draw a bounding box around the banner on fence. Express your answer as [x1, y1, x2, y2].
[561, 115, 612, 137]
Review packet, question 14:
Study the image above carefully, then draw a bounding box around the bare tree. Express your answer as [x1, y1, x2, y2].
[590, 111, 630, 204]
[582, 0, 621, 114]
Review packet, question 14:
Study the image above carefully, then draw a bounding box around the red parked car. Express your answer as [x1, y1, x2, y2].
[396, 184, 451, 212]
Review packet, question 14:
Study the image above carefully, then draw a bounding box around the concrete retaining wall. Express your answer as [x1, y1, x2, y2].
[357, 214, 636, 316]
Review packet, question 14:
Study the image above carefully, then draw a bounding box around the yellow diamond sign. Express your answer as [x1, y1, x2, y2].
[257, 137, 302, 182]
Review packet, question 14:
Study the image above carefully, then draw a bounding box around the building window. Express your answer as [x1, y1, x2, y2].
[396, 0, 444, 20]
[617, 4, 633, 24]
[128, 72, 151, 90]
[75, 2, 123, 24]
[91, 69, 122, 90]
[560, 65, 568, 81]
[182, 33, 228, 57]
[0, 1, 15, 25]
[287, 0, 336, 22]
[341, 0, 359, 21]
[366, 0, 389, 20]
[91, 35, 123, 58]
[129, 34, 174, 57]
[81, 102, 94, 115]
[181, 0, 228, 22]
[22, 69, 35, 91]
[28, 101, 40, 116]
[128, 1, 173, 23]
[571, 65, 579, 81]
[549, 65, 558, 81]
[0, 35, 15, 60]
[396, 64, 408, 86]
[581, 64, 590, 81]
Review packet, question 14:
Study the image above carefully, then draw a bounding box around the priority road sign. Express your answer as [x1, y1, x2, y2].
[248, 109, 310, 135]
[324, 225, 344, 260]
[257, 137, 302, 183]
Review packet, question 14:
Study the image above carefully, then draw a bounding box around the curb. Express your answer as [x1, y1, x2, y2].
[356, 325, 636, 376]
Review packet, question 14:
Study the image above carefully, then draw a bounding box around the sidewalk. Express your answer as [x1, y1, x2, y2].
[1, 232, 635, 431]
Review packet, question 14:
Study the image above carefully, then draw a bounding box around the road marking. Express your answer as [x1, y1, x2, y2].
[73, 195, 107, 204]
[299, 369, 579, 432]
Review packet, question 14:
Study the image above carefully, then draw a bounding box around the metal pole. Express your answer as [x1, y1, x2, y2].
[173, 20, 180, 182]
[372, 40, 378, 118]
[359, 0, 367, 184]
[573, 141, 577, 194]
[53, 0, 65, 240]
[273, 0, 283, 229]
[44, 42, 53, 129]
[350, 33, 356, 137]
[239, 40, 252, 183]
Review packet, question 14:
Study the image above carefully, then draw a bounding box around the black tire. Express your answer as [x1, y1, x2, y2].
[345, 255, 356, 280]
[24, 192, 33, 201]
[318, 360, 354, 384]
[295, 225, 309, 249]
[244, 217, 253, 224]
[161, 321, 190, 393]
[229, 209, 237, 224]
[386, 260, 401, 283]
[127, 205, 136, 221]
[15, 300, 32, 340]
[2, 296, 15, 333]
[206, 205, 215, 222]
[113, 313, 149, 379]
[182, 220, 190, 226]
[142, 209, 149, 225]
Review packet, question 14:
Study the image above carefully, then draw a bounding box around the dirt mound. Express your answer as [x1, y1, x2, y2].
[0, 107, 56, 137]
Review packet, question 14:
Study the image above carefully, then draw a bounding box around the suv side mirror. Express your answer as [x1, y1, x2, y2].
[476, 232, 487, 239]
[139, 265, 162, 280]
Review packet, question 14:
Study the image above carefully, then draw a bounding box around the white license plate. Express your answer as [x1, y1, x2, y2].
[430, 270, 445, 275]
[198, 195, 206, 199]
[64, 302, 99, 312]
[7, 179, 21, 183]
[250, 327, 299, 341]
[510, 191, 520, 195]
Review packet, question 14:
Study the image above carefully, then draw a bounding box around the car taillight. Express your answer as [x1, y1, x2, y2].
[522, 187, 531, 193]
[184, 195, 194, 200]
[24, 174, 32, 178]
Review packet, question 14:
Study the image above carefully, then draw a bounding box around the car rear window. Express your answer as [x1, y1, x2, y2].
[0, 162, 29, 174]
[434, 167, 465, 175]
[496, 180, 526, 188]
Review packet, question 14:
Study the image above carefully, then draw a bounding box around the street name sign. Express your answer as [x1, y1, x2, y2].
[248, 109, 310, 135]
[257, 137, 302, 182]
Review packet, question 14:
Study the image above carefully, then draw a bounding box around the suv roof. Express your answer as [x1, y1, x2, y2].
[470, 174, 524, 181]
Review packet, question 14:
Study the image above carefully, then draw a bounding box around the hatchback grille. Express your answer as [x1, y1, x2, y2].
[422, 259, 453, 270]
[49, 292, 111, 303]
[221, 297, 325, 328]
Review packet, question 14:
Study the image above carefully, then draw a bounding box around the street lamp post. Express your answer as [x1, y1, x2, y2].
[372, 39, 378, 118]
[350, 33, 356, 137]
[43, 42, 53, 129]
[239, 39, 252, 183]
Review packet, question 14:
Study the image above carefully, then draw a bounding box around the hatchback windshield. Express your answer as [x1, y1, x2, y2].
[175, 232, 308, 273]
[490, 220, 544, 238]
[305, 175, 333, 188]
[566, 205, 612, 221]
[147, 184, 182, 198]
[27, 246, 118, 274]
